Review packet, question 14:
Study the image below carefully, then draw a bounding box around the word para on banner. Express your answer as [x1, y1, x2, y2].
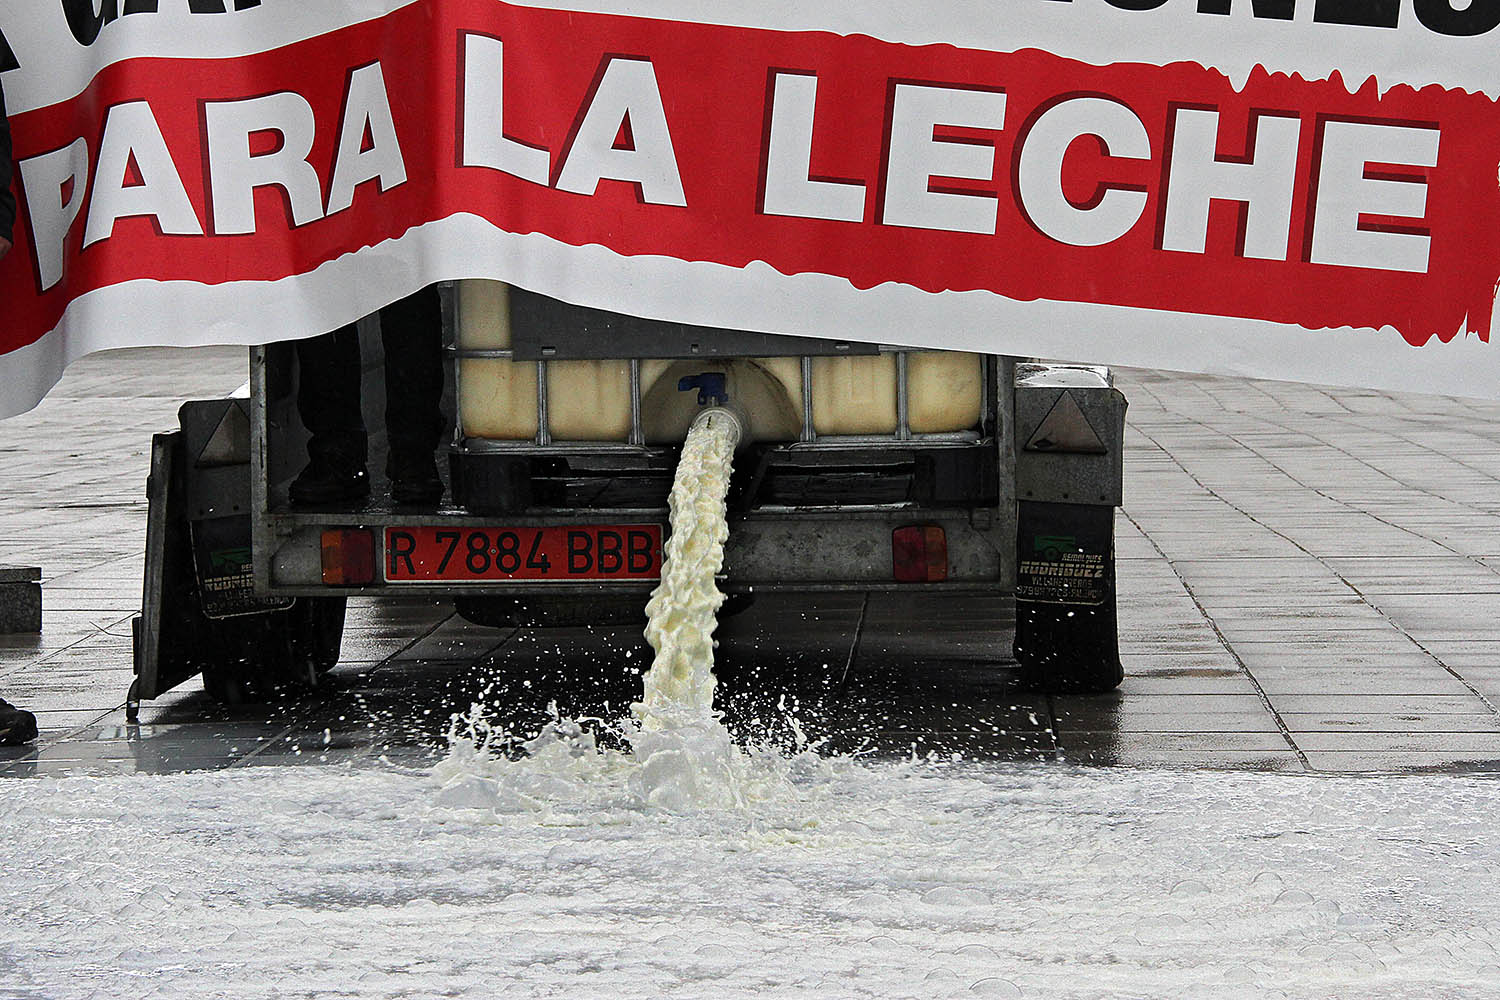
[18, 61, 407, 292]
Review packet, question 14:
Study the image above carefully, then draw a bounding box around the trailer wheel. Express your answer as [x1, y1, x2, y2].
[201, 657, 263, 707]
[290, 597, 346, 674]
[455, 592, 753, 629]
[199, 598, 345, 706]
[199, 615, 295, 706]
[455, 594, 646, 628]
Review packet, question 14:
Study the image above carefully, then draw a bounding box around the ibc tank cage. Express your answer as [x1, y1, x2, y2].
[447, 281, 1005, 515]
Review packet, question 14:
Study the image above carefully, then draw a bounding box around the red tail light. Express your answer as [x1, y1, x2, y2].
[892, 525, 948, 583]
[321, 528, 375, 586]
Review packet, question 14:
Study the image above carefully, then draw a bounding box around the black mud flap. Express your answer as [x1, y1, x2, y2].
[1013, 500, 1123, 693]
[131, 400, 344, 719]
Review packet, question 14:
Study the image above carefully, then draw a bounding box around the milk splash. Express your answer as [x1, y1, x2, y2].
[433, 407, 807, 817]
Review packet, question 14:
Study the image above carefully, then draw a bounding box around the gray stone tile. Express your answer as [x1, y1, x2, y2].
[1053, 709, 1281, 734]
[1053, 692, 1271, 714]
[1250, 669, 1474, 697]
[1057, 748, 1305, 771]
[1290, 731, 1500, 752]
[1267, 693, 1493, 715]
[1302, 751, 1500, 774]
[1056, 731, 1296, 752]
[1280, 712, 1500, 734]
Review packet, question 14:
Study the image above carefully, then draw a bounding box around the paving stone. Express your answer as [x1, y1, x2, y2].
[1279, 712, 1500, 734]
[1056, 749, 1305, 771]
[1301, 751, 1500, 774]
[0, 566, 42, 634]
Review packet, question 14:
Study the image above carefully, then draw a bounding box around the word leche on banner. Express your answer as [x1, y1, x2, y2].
[1, 0, 1498, 372]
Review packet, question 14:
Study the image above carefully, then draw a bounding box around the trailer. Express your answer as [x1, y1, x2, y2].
[129, 281, 1126, 717]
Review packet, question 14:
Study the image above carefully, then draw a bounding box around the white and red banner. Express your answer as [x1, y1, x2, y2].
[2, 0, 1499, 415]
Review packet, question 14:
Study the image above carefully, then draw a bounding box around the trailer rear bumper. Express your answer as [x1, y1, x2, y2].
[259, 506, 1006, 597]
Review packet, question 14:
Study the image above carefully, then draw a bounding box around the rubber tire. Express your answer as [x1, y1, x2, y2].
[456, 594, 646, 628]
[200, 598, 345, 705]
[200, 615, 294, 705]
[291, 597, 346, 674]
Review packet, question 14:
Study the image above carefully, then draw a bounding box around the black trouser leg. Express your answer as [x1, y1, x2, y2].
[378, 286, 444, 470]
[295, 327, 367, 471]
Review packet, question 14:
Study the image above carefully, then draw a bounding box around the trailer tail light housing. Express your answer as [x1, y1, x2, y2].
[321, 528, 375, 586]
[892, 525, 948, 583]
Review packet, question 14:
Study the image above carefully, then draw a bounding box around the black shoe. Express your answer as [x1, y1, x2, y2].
[389, 454, 443, 506]
[289, 462, 370, 507]
[0, 699, 37, 747]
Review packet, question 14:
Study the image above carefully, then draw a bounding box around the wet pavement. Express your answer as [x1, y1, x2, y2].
[3, 348, 1500, 776]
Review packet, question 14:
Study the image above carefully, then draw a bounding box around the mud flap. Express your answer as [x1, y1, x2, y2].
[134, 428, 201, 707]
[131, 400, 343, 717]
[1013, 500, 1123, 693]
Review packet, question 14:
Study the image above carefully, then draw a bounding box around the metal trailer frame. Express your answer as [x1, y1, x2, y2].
[133, 281, 1141, 712]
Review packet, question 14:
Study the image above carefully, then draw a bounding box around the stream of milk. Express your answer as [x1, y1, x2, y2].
[637, 407, 739, 729]
[431, 406, 811, 818]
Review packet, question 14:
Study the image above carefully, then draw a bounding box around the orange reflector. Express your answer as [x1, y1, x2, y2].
[892, 525, 948, 583]
[321, 528, 375, 586]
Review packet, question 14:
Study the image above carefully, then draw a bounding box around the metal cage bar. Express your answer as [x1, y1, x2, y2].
[535, 359, 551, 446]
[895, 351, 911, 441]
[800, 355, 816, 443]
[628, 359, 644, 446]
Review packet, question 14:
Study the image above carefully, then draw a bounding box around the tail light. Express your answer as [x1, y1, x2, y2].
[892, 525, 948, 583]
[321, 528, 375, 586]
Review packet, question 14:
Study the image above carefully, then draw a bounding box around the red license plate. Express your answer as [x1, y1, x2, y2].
[384, 525, 663, 583]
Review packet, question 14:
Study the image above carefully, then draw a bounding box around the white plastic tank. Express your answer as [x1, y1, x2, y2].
[455, 280, 983, 442]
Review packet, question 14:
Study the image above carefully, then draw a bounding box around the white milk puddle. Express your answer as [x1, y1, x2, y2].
[8, 413, 1500, 997]
[4, 765, 1500, 999]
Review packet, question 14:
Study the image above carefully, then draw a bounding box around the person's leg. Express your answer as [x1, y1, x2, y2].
[291, 327, 371, 505]
[378, 287, 445, 504]
[0, 697, 37, 746]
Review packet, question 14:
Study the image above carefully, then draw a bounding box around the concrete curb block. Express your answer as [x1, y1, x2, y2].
[0, 567, 42, 634]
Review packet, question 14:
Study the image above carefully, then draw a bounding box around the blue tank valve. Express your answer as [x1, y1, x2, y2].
[677, 373, 729, 407]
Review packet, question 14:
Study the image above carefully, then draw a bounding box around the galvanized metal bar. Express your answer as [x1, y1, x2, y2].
[248, 347, 274, 593]
[980, 355, 993, 437]
[628, 358, 644, 446]
[457, 439, 654, 455]
[895, 351, 911, 441]
[444, 282, 465, 448]
[996, 354, 1019, 590]
[536, 359, 552, 446]
[801, 356, 815, 443]
[785, 431, 980, 451]
[448, 348, 516, 360]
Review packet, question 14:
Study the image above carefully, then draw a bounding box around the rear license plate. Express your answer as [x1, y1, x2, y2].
[384, 525, 663, 583]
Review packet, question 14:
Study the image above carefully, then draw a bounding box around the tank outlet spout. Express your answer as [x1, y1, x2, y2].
[688, 403, 745, 451]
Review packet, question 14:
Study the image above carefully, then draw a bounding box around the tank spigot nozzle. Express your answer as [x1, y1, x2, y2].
[677, 373, 729, 407]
